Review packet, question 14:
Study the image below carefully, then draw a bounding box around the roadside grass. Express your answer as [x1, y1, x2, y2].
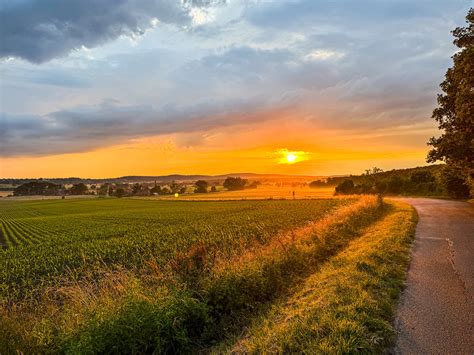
[227, 200, 417, 354]
[1, 196, 387, 353]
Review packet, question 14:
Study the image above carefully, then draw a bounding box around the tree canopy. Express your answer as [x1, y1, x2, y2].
[194, 180, 209, 193]
[223, 177, 247, 191]
[427, 8, 473, 195]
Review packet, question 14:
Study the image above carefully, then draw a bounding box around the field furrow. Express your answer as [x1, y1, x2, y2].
[2, 220, 31, 247]
[1, 220, 20, 248]
[8, 220, 42, 245]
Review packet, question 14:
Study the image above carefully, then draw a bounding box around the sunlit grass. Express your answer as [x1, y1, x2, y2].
[228, 200, 417, 353]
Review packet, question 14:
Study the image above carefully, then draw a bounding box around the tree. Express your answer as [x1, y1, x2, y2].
[223, 177, 247, 191]
[69, 183, 87, 195]
[210, 186, 217, 192]
[440, 165, 470, 198]
[335, 179, 354, 194]
[410, 170, 435, 184]
[150, 185, 161, 195]
[14, 181, 62, 196]
[115, 188, 125, 198]
[169, 181, 182, 194]
[132, 183, 143, 195]
[194, 180, 208, 193]
[427, 8, 474, 196]
[387, 175, 405, 194]
[160, 186, 172, 195]
[98, 184, 109, 196]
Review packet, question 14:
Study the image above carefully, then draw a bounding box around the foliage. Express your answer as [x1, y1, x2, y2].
[246, 180, 261, 189]
[427, 8, 474, 196]
[334, 166, 447, 197]
[335, 179, 355, 194]
[115, 188, 125, 198]
[69, 183, 88, 195]
[440, 165, 471, 198]
[223, 177, 247, 191]
[13, 181, 63, 196]
[150, 185, 161, 195]
[194, 180, 209, 193]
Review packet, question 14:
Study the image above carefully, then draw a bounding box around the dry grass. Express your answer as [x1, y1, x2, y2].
[227, 200, 417, 354]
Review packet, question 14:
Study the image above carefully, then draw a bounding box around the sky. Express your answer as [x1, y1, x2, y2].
[0, 0, 472, 178]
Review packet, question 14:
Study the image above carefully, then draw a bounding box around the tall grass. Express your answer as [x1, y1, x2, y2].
[229, 200, 417, 353]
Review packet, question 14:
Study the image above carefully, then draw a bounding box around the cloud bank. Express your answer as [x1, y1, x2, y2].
[0, 0, 191, 63]
[0, 0, 471, 160]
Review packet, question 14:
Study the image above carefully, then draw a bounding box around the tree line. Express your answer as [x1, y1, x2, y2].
[12, 177, 260, 197]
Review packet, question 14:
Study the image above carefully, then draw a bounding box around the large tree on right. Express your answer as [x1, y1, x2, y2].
[427, 8, 474, 197]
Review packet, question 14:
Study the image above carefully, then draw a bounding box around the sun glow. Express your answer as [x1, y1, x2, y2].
[286, 153, 297, 163]
[277, 149, 310, 165]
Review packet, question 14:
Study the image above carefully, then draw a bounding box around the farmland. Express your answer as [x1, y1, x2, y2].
[0, 198, 345, 300]
[0, 196, 416, 353]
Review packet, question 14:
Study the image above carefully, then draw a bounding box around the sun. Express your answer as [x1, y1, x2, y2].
[276, 148, 310, 165]
[286, 153, 297, 163]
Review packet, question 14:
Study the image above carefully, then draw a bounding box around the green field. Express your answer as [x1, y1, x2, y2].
[0, 198, 345, 301]
[0, 196, 416, 353]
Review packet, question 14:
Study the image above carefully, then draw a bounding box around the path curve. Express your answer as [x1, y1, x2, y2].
[392, 198, 474, 354]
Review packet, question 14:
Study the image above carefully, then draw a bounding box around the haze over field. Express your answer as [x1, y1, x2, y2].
[1, 0, 471, 178]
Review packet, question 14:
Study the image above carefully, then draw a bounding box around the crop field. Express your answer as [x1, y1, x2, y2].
[150, 185, 336, 200]
[0, 196, 416, 353]
[0, 197, 346, 300]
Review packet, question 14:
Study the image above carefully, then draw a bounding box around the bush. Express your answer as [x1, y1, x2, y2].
[194, 180, 208, 193]
[387, 176, 404, 194]
[223, 177, 247, 191]
[440, 166, 470, 198]
[410, 170, 435, 184]
[335, 180, 355, 194]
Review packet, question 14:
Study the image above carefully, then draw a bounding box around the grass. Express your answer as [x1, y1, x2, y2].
[227, 200, 417, 353]
[0, 196, 416, 353]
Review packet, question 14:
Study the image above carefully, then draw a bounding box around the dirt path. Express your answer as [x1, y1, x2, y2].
[392, 198, 474, 354]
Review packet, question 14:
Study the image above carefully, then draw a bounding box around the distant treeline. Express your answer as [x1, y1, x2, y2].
[0, 173, 270, 186]
[11, 177, 260, 197]
[310, 165, 470, 199]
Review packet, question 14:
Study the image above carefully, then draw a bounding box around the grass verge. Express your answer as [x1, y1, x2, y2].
[228, 200, 417, 353]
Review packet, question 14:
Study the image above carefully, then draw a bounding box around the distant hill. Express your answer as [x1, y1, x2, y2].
[0, 173, 324, 186]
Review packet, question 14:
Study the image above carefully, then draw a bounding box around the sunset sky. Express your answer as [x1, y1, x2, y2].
[0, 0, 471, 178]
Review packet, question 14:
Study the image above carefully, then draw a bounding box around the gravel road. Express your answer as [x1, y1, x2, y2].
[393, 198, 474, 354]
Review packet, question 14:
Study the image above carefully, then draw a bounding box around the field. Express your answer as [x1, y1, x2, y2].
[153, 185, 335, 200]
[0, 196, 416, 353]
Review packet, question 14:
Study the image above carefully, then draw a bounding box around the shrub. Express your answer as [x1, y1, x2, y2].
[223, 177, 247, 191]
[194, 180, 209, 193]
[410, 170, 435, 184]
[387, 176, 404, 194]
[440, 165, 470, 198]
[335, 180, 355, 194]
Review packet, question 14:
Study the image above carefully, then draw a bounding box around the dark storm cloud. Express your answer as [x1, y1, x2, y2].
[0, 0, 191, 63]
